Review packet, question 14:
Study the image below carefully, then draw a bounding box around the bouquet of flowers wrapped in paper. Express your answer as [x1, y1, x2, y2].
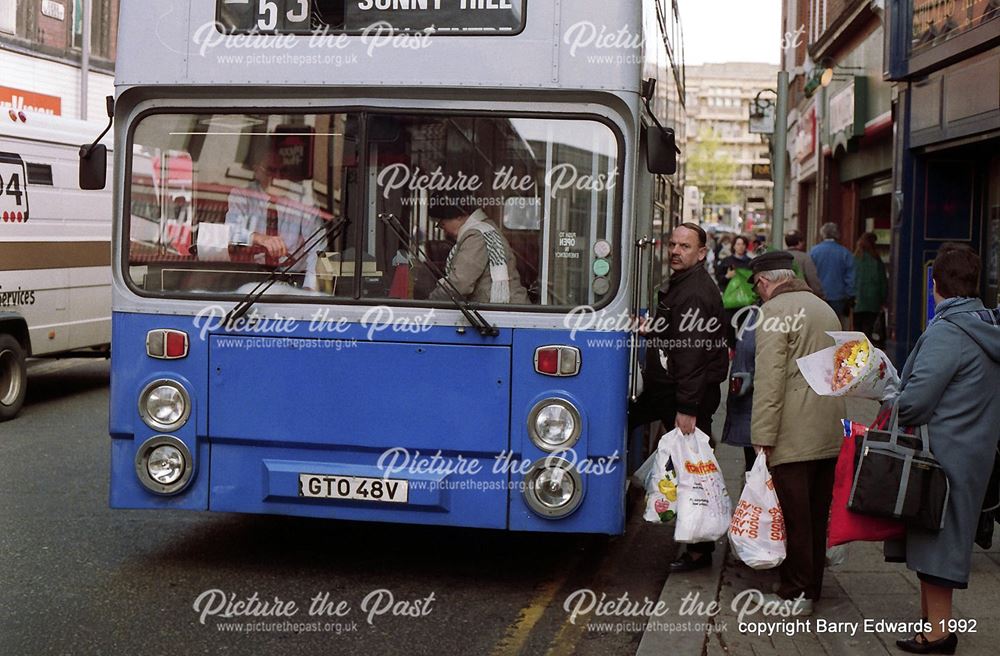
[796, 331, 899, 400]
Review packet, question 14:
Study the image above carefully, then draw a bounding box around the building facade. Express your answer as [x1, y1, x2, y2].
[886, 0, 1000, 362]
[779, 0, 895, 250]
[778, 0, 896, 350]
[0, 0, 118, 123]
[778, 0, 999, 363]
[683, 62, 779, 232]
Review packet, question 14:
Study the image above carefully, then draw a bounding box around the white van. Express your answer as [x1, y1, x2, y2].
[0, 111, 113, 421]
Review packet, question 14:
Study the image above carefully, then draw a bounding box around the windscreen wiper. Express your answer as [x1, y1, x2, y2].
[378, 213, 499, 338]
[224, 216, 348, 328]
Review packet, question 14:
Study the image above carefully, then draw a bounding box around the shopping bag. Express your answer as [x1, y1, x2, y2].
[667, 428, 732, 542]
[828, 419, 905, 547]
[796, 331, 899, 401]
[722, 268, 758, 310]
[641, 433, 679, 524]
[848, 408, 950, 531]
[728, 452, 786, 569]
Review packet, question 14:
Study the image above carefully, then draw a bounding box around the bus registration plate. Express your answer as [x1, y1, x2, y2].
[298, 474, 409, 504]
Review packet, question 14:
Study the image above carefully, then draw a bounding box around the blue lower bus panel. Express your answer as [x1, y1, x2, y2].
[110, 311, 629, 534]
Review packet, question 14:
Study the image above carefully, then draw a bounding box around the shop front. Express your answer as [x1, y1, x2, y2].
[890, 38, 1000, 363]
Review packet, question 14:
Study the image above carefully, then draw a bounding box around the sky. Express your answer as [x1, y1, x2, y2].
[676, 0, 782, 66]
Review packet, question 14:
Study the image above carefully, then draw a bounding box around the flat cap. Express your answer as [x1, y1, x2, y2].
[750, 250, 795, 283]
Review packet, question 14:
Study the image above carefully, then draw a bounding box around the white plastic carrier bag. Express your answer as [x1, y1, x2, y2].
[641, 432, 679, 524]
[728, 452, 786, 569]
[667, 428, 732, 543]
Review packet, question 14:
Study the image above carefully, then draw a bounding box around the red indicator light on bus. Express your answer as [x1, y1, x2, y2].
[536, 348, 560, 375]
[534, 346, 582, 377]
[147, 330, 189, 360]
[165, 331, 188, 358]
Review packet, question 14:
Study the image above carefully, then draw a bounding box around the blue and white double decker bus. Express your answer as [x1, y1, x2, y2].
[95, 0, 686, 534]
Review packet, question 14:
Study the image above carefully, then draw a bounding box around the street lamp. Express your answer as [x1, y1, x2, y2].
[749, 89, 777, 135]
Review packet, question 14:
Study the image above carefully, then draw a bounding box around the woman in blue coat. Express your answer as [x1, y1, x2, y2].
[722, 304, 761, 472]
[890, 246, 1000, 654]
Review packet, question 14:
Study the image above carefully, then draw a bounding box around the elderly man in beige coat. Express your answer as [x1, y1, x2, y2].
[749, 251, 845, 615]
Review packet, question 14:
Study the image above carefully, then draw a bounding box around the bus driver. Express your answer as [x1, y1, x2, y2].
[428, 198, 529, 305]
[225, 147, 321, 290]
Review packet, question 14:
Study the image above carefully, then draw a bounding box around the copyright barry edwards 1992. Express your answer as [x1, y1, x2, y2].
[564, 588, 944, 638]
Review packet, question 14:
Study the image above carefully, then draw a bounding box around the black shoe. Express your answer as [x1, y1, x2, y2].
[895, 631, 957, 654]
[668, 552, 712, 573]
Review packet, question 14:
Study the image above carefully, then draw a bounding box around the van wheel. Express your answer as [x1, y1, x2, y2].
[0, 334, 27, 421]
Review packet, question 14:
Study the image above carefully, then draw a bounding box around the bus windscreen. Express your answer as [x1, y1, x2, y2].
[216, 0, 526, 35]
[125, 111, 620, 308]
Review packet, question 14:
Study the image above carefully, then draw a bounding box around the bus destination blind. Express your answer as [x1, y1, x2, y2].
[217, 0, 526, 34]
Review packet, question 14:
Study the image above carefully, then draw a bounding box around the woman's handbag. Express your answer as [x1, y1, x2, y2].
[847, 408, 950, 530]
[828, 419, 905, 547]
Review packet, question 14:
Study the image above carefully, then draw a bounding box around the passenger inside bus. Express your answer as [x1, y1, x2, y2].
[224, 147, 323, 290]
[425, 193, 530, 305]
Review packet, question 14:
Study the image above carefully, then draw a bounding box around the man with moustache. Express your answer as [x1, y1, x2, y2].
[630, 222, 729, 572]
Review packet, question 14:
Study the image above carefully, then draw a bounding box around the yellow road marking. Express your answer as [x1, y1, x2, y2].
[544, 512, 647, 656]
[544, 617, 588, 656]
[490, 575, 570, 656]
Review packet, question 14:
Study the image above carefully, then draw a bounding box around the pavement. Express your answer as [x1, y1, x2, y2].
[637, 397, 1000, 656]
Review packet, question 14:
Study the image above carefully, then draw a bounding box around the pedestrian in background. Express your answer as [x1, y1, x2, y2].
[716, 235, 753, 290]
[889, 246, 1000, 654]
[716, 235, 754, 349]
[716, 234, 733, 261]
[630, 223, 729, 573]
[749, 251, 846, 615]
[704, 226, 718, 278]
[809, 222, 856, 328]
[784, 229, 825, 298]
[752, 234, 768, 254]
[853, 232, 887, 339]
[721, 303, 762, 473]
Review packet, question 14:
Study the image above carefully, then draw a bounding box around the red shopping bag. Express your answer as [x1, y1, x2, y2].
[828, 413, 905, 547]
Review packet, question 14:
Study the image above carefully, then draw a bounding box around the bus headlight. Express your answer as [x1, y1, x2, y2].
[523, 458, 583, 518]
[147, 444, 184, 484]
[135, 436, 193, 495]
[528, 399, 582, 451]
[138, 379, 191, 431]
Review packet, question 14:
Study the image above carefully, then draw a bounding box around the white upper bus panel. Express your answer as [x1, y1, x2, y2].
[116, 0, 643, 92]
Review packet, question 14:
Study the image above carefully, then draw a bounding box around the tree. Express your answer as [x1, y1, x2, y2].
[685, 126, 738, 207]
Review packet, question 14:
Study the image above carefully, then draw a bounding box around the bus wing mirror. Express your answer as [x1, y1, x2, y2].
[645, 126, 678, 175]
[79, 95, 114, 190]
[79, 144, 108, 190]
